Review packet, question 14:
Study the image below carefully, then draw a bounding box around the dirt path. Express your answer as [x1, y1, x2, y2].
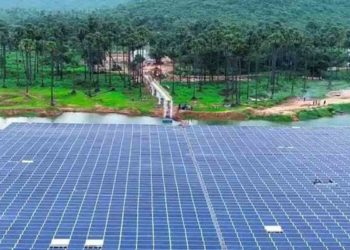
[252, 90, 350, 117]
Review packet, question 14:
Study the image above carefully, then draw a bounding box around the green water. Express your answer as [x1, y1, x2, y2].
[1, 112, 350, 129]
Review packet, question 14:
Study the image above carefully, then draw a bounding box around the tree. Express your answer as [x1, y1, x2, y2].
[260, 23, 286, 99]
[19, 38, 35, 94]
[46, 41, 57, 106]
[83, 32, 106, 96]
[0, 21, 8, 88]
[9, 25, 25, 86]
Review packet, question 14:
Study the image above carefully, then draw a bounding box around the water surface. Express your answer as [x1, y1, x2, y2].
[1, 112, 350, 129]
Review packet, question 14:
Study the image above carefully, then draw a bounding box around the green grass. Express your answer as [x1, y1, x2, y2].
[297, 108, 334, 120]
[329, 103, 350, 113]
[249, 114, 294, 122]
[163, 77, 350, 112]
[303, 80, 350, 98]
[164, 83, 227, 112]
[0, 52, 157, 115]
[0, 85, 156, 115]
[295, 103, 350, 121]
[2, 51, 350, 119]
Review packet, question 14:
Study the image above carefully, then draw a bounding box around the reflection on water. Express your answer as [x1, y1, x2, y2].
[1, 112, 350, 129]
[190, 114, 350, 127]
[0, 112, 179, 129]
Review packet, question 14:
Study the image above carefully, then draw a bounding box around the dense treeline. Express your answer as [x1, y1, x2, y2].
[121, 0, 350, 28]
[0, 0, 129, 10]
[0, 7, 349, 106]
[0, 14, 152, 102]
[155, 21, 350, 103]
[2, 0, 350, 27]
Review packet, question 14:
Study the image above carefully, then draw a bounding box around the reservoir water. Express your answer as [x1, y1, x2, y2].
[1, 112, 350, 129]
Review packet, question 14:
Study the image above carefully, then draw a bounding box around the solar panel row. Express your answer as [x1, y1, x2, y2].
[186, 126, 350, 250]
[0, 123, 350, 249]
[0, 124, 220, 250]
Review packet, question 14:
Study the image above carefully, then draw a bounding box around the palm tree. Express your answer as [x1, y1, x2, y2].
[46, 41, 57, 106]
[10, 25, 25, 87]
[19, 38, 35, 94]
[105, 30, 116, 90]
[82, 32, 106, 96]
[168, 44, 179, 95]
[0, 22, 8, 88]
[265, 28, 285, 99]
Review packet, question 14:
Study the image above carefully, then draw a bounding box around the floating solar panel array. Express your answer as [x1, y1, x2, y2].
[0, 123, 350, 249]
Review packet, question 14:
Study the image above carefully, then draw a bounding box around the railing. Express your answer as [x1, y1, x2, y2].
[144, 74, 173, 118]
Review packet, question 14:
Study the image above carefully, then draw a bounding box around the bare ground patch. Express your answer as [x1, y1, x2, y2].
[252, 90, 350, 118]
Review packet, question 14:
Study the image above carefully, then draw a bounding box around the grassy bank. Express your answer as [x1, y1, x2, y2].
[248, 103, 350, 123]
[0, 74, 157, 116]
[297, 108, 334, 120]
[249, 113, 294, 122]
[331, 103, 350, 113]
[1, 49, 350, 121]
[296, 103, 350, 121]
[0, 53, 157, 116]
[0, 85, 157, 116]
[163, 79, 350, 112]
[163, 78, 297, 111]
[164, 78, 350, 122]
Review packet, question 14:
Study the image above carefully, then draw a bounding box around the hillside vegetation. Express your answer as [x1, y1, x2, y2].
[1, 0, 350, 28]
[120, 0, 350, 27]
[0, 0, 130, 10]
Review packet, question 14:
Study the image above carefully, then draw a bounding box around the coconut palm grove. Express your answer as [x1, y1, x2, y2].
[1, 1, 350, 250]
[0, 0, 349, 119]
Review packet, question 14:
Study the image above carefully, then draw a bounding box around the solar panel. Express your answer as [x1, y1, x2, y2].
[0, 123, 350, 249]
[185, 126, 350, 249]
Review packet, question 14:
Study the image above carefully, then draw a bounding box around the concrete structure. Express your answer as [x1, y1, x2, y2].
[132, 44, 151, 61]
[144, 74, 173, 119]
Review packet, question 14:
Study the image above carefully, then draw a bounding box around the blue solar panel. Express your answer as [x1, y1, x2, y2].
[0, 123, 350, 249]
[186, 126, 350, 250]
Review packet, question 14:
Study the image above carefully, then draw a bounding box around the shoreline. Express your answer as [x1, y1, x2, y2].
[0, 107, 162, 119]
[2, 103, 349, 123]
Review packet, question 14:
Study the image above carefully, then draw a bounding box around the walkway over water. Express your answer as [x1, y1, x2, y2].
[144, 74, 173, 118]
